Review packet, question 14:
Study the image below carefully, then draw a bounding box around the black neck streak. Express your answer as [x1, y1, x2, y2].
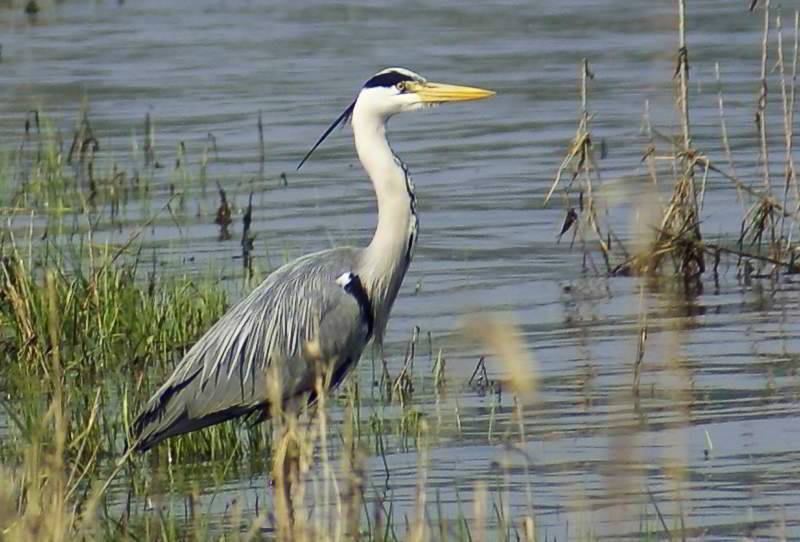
[391, 152, 419, 269]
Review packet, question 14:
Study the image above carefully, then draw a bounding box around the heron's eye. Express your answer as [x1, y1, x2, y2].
[395, 81, 407, 92]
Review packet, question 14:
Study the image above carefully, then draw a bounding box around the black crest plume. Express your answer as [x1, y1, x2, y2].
[296, 99, 356, 170]
[296, 69, 418, 170]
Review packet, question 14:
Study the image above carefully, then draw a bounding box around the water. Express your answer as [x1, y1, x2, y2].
[2, 0, 799, 539]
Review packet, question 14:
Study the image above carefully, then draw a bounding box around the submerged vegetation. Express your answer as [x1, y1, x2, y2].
[0, 1, 798, 540]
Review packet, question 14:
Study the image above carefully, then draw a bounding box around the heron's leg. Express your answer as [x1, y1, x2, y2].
[264, 362, 300, 538]
[272, 417, 300, 540]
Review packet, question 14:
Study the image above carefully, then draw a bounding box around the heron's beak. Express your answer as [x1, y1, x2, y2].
[407, 81, 496, 103]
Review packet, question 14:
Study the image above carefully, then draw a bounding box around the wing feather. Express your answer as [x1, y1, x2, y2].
[132, 247, 368, 451]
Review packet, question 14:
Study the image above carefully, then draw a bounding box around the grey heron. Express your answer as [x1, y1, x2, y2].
[132, 67, 494, 452]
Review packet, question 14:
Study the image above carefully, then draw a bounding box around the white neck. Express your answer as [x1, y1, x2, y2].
[352, 104, 418, 342]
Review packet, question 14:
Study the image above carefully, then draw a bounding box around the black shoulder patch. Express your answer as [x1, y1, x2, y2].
[342, 273, 374, 341]
[363, 71, 416, 89]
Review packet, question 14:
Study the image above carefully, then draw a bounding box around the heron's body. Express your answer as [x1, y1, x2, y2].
[132, 68, 493, 452]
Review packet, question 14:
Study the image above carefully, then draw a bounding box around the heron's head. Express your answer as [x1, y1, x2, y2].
[297, 67, 494, 169]
[355, 67, 495, 117]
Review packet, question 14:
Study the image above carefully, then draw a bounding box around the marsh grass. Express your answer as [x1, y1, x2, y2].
[549, 1, 800, 288]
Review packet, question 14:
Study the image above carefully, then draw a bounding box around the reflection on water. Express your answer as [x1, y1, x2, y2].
[2, 0, 799, 538]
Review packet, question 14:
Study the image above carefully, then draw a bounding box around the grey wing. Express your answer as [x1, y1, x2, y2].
[132, 247, 369, 451]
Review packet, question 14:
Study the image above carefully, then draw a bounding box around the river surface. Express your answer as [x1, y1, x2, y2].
[2, 1, 799, 539]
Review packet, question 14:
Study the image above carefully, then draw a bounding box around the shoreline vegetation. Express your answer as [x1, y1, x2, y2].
[1, 1, 797, 540]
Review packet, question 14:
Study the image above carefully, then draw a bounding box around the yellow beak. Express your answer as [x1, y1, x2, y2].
[407, 81, 496, 103]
